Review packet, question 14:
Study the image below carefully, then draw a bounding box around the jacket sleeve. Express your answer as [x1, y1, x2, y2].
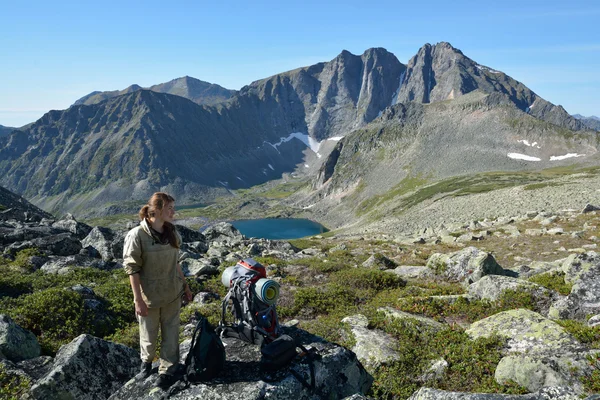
[123, 229, 143, 275]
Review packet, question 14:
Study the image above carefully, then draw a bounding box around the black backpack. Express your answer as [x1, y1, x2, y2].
[184, 314, 226, 383]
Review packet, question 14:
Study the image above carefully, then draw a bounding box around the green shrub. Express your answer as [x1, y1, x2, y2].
[368, 319, 528, 398]
[293, 285, 356, 317]
[583, 353, 600, 392]
[0, 364, 30, 400]
[332, 268, 406, 291]
[556, 320, 600, 348]
[14, 288, 91, 354]
[105, 323, 140, 351]
[0, 268, 33, 298]
[396, 289, 537, 324]
[12, 248, 43, 272]
[528, 271, 573, 296]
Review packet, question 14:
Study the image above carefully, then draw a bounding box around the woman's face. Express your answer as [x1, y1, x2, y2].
[159, 201, 175, 223]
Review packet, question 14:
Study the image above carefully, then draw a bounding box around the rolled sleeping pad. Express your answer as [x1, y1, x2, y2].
[221, 266, 238, 288]
[254, 278, 280, 305]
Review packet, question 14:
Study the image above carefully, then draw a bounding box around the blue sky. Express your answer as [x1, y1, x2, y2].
[1, 0, 598, 127]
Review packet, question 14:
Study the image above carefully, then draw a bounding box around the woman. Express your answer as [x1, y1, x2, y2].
[123, 192, 193, 389]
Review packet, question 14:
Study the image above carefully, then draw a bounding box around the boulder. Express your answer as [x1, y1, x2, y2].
[549, 262, 600, 321]
[384, 265, 429, 280]
[466, 309, 594, 394]
[466, 309, 584, 354]
[6, 233, 82, 257]
[0, 315, 40, 362]
[467, 275, 559, 314]
[582, 204, 600, 213]
[0, 225, 65, 246]
[202, 222, 244, 246]
[494, 354, 582, 393]
[425, 247, 510, 284]
[341, 314, 400, 372]
[29, 334, 139, 400]
[52, 213, 93, 239]
[377, 307, 445, 332]
[81, 227, 124, 262]
[181, 258, 219, 277]
[407, 386, 583, 399]
[109, 327, 372, 400]
[40, 254, 116, 274]
[418, 358, 448, 383]
[175, 224, 206, 243]
[361, 253, 397, 270]
[560, 252, 600, 284]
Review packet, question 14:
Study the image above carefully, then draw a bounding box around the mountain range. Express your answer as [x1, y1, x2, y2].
[0, 42, 597, 220]
[574, 114, 600, 131]
[73, 76, 236, 106]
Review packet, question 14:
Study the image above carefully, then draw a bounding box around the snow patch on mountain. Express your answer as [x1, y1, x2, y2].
[550, 153, 585, 161]
[508, 153, 541, 162]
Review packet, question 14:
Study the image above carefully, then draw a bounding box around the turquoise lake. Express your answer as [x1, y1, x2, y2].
[231, 218, 328, 240]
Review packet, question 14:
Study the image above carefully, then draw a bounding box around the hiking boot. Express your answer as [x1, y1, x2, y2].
[156, 373, 176, 390]
[136, 362, 152, 379]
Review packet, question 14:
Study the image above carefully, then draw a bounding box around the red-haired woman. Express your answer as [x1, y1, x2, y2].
[123, 192, 193, 389]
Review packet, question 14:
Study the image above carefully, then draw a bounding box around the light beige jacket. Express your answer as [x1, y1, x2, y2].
[122, 219, 183, 308]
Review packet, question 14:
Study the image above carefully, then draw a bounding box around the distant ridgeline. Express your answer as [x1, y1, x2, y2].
[0, 42, 597, 218]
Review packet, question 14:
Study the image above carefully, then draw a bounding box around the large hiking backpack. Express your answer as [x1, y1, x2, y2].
[217, 258, 281, 346]
[184, 313, 226, 383]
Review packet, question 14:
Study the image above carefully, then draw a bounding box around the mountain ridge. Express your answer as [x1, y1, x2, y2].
[73, 76, 236, 107]
[1, 42, 595, 218]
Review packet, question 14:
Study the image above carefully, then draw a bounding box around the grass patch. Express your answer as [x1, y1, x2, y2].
[357, 175, 427, 216]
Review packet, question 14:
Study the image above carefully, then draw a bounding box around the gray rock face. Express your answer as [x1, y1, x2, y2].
[0, 185, 53, 222]
[175, 224, 207, 244]
[81, 226, 124, 261]
[396, 42, 583, 131]
[40, 254, 115, 274]
[425, 246, 509, 284]
[52, 213, 93, 239]
[181, 258, 218, 277]
[560, 252, 600, 284]
[6, 232, 82, 256]
[361, 253, 397, 270]
[549, 262, 600, 321]
[0, 314, 40, 362]
[407, 386, 582, 399]
[202, 222, 244, 244]
[30, 334, 140, 400]
[109, 328, 372, 400]
[466, 309, 594, 393]
[342, 314, 400, 371]
[0, 225, 65, 246]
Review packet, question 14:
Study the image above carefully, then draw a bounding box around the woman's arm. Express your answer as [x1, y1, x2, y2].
[129, 273, 148, 316]
[177, 263, 193, 302]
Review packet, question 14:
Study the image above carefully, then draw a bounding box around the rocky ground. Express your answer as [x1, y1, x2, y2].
[3, 187, 600, 399]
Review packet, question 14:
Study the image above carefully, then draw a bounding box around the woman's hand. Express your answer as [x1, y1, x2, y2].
[183, 285, 193, 303]
[135, 298, 149, 317]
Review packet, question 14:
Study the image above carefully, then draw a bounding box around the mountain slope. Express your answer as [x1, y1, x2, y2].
[396, 42, 583, 131]
[0, 124, 18, 138]
[0, 90, 309, 215]
[74, 76, 236, 106]
[2, 43, 595, 218]
[303, 91, 599, 230]
[0, 184, 53, 221]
